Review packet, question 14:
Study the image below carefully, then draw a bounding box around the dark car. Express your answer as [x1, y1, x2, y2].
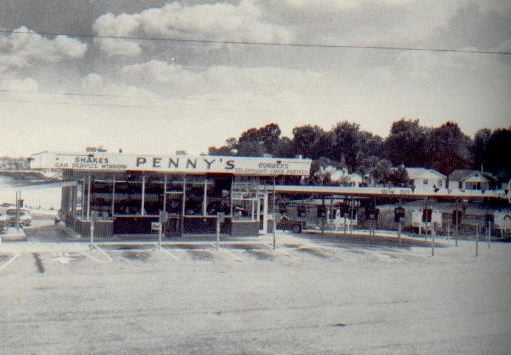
[6, 208, 32, 227]
[276, 215, 305, 233]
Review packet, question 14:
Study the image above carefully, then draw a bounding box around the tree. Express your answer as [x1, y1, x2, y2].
[273, 136, 295, 157]
[472, 128, 491, 170]
[307, 157, 338, 185]
[428, 121, 472, 175]
[208, 137, 238, 155]
[210, 123, 290, 157]
[370, 159, 392, 185]
[331, 121, 361, 170]
[385, 119, 430, 167]
[292, 125, 331, 160]
[484, 128, 511, 172]
[359, 131, 384, 160]
[388, 165, 409, 187]
[238, 123, 282, 155]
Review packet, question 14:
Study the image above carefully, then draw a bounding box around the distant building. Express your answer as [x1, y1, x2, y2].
[406, 168, 446, 192]
[449, 170, 497, 191]
[323, 166, 363, 187]
[0, 158, 30, 170]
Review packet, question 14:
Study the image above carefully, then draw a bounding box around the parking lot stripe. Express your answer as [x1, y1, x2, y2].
[158, 247, 180, 261]
[80, 252, 103, 263]
[0, 253, 20, 272]
[219, 249, 244, 262]
[279, 250, 300, 260]
[93, 245, 113, 262]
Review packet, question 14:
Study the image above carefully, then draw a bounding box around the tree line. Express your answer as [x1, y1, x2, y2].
[209, 119, 511, 185]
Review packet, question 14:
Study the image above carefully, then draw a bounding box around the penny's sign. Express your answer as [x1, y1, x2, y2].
[31, 152, 311, 176]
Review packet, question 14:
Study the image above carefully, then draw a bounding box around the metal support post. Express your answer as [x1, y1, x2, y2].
[86, 174, 91, 220]
[431, 228, 435, 256]
[343, 213, 347, 236]
[273, 177, 276, 251]
[90, 211, 96, 251]
[15, 191, 20, 231]
[487, 221, 491, 249]
[455, 219, 459, 247]
[349, 203, 354, 238]
[216, 213, 220, 251]
[158, 213, 163, 250]
[475, 224, 479, 257]
[321, 198, 325, 235]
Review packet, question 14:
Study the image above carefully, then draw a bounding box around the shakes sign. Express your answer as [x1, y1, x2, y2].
[31, 151, 311, 176]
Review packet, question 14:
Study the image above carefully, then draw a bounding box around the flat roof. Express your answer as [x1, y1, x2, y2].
[266, 185, 510, 200]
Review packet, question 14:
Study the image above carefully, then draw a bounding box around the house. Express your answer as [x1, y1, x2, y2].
[449, 170, 497, 191]
[325, 166, 363, 187]
[406, 168, 447, 192]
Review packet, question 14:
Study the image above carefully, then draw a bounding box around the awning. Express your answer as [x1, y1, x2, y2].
[0, 180, 78, 191]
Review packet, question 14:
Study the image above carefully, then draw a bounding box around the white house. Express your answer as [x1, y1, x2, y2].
[406, 168, 447, 192]
[449, 170, 497, 191]
[327, 167, 363, 187]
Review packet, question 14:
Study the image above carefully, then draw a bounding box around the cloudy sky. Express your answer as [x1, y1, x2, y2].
[0, 0, 510, 157]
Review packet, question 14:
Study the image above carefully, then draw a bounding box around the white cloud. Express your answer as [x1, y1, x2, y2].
[120, 60, 194, 84]
[0, 26, 87, 68]
[95, 38, 141, 57]
[92, 12, 142, 56]
[92, 0, 293, 53]
[80, 73, 104, 90]
[93, 12, 140, 36]
[496, 38, 511, 52]
[120, 60, 325, 96]
[0, 77, 39, 92]
[80, 72, 154, 97]
[283, 0, 417, 12]
[54, 35, 88, 58]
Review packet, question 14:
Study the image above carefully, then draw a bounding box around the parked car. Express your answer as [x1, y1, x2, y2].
[276, 214, 305, 233]
[6, 208, 32, 226]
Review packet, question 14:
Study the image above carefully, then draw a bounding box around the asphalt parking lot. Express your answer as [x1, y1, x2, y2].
[1, 221, 511, 354]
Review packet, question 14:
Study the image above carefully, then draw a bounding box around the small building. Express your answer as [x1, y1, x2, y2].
[449, 170, 497, 191]
[327, 167, 363, 187]
[30, 151, 311, 238]
[405, 168, 446, 192]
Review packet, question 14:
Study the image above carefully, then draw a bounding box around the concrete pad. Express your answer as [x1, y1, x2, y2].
[1, 227, 27, 241]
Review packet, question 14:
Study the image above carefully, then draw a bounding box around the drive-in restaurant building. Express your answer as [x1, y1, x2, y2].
[29, 150, 312, 238]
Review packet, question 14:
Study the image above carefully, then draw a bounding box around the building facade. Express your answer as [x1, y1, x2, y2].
[406, 168, 447, 192]
[30, 151, 311, 238]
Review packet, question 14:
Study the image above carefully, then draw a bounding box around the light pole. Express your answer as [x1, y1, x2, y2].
[273, 176, 276, 251]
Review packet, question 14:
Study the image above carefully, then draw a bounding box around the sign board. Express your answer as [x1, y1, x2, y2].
[366, 208, 379, 221]
[30, 151, 312, 177]
[412, 209, 441, 228]
[422, 208, 433, 223]
[159, 212, 169, 223]
[452, 210, 463, 225]
[494, 212, 511, 230]
[394, 207, 405, 223]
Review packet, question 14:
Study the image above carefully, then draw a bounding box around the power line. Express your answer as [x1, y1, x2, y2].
[0, 28, 510, 56]
[0, 87, 356, 106]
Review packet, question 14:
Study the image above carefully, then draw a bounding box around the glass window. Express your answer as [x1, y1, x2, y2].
[206, 176, 231, 216]
[184, 175, 205, 216]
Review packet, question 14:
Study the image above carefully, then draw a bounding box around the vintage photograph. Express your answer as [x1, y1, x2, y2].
[1, 1, 510, 354]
